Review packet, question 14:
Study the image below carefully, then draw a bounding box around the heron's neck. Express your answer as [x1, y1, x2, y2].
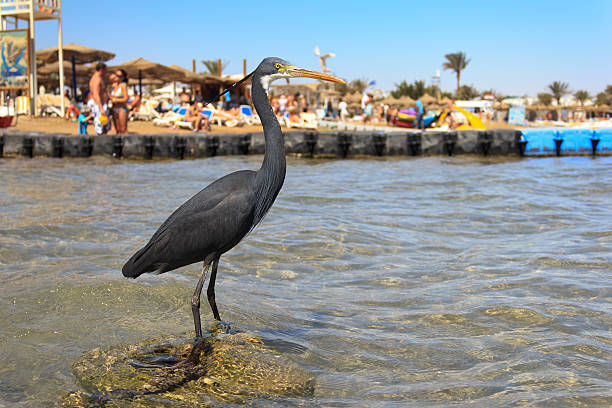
[251, 74, 286, 223]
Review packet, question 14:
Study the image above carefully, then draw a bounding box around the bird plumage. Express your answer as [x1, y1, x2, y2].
[122, 57, 343, 335]
[122, 170, 257, 278]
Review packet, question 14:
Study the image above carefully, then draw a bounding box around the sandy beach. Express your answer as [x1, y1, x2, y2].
[4, 115, 520, 135]
[4, 115, 263, 135]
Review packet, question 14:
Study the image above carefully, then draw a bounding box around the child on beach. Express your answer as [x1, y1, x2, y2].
[77, 107, 92, 135]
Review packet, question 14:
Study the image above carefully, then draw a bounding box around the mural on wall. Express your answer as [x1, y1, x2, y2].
[0, 29, 29, 89]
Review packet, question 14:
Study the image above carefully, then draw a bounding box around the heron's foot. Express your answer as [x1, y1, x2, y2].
[210, 319, 232, 336]
[166, 338, 212, 369]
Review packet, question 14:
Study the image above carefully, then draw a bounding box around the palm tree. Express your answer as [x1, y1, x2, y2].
[537, 92, 553, 106]
[200, 59, 230, 76]
[595, 92, 609, 106]
[442, 52, 470, 91]
[455, 85, 479, 100]
[349, 78, 369, 94]
[573, 90, 590, 106]
[548, 81, 569, 105]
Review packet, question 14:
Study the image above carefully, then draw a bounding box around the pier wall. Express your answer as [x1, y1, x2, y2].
[0, 128, 609, 159]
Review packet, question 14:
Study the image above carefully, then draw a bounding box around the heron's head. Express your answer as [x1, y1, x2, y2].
[257, 57, 345, 91]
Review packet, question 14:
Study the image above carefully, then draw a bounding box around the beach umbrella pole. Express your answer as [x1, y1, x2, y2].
[138, 70, 142, 95]
[71, 55, 77, 101]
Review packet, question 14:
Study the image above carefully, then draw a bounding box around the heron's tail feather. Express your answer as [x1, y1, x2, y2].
[122, 242, 166, 278]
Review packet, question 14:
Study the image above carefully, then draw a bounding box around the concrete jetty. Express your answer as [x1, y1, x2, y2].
[0, 128, 609, 159]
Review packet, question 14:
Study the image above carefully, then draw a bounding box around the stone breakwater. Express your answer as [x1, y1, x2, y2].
[0, 129, 609, 159]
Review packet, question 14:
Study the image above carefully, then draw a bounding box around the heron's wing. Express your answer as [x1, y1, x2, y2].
[123, 170, 256, 276]
[322, 53, 336, 59]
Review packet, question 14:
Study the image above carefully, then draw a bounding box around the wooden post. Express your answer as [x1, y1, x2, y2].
[58, 17, 65, 115]
[243, 59, 246, 76]
[217, 58, 221, 77]
[191, 59, 196, 96]
[28, 9, 36, 115]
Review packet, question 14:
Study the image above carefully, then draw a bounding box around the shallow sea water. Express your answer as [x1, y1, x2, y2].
[0, 155, 610, 407]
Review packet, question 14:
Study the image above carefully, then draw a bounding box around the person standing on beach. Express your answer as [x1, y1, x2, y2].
[88, 62, 111, 135]
[338, 98, 348, 121]
[415, 98, 424, 129]
[109, 69, 129, 135]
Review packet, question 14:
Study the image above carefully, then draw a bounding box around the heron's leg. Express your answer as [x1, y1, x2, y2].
[207, 256, 221, 321]
[191, 262, 210, 338]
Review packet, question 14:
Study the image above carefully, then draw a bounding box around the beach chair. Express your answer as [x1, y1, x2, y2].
[15, 95, 30, 115]
[239, 104, 260, 125]
[281, 111, 309, 129]
[175, 108, 215, 131]
[131, 99, 159, 121]
[299, 112, 318, 129]
[203, 107, 243, 127]
[153, 106, 187, 127]
[38, 94, 70, 117]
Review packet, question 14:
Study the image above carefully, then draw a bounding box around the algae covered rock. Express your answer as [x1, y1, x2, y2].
[62, 331, 314, 406]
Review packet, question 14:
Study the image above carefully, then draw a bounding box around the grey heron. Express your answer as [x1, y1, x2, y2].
[122, 57, 344, 337]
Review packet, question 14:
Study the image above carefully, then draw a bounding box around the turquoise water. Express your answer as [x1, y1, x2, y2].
[0, 155, 611, 406]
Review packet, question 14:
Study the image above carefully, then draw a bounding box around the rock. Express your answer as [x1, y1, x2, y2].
[61, 331, 314, 406]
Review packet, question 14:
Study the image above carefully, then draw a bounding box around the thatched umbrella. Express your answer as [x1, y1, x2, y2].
[128, 77, 164, 86]
[36, 43, 115, 65]
[420, 94, 436, 105]
[36, 44, 116, 100]
[439, 96, 452, 106]
[342, 92, 362, 104]
[37, 61, 93, 94]
[111, 58, 186, 94]
[168, 65, 225, 85]
[393, 95, 416, 108]
[38, 60, 93, 77]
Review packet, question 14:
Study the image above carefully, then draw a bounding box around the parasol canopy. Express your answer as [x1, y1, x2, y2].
[36, 43, 115, 66]
[128, 77, 164, 86]
[420, 93, 436, 105]
[167, 65, 224, 85]
[388, 95, 415, 107]
[342, 92, 362, 104]
[111, 58, 186, 82]
[37, 60, 93, 76]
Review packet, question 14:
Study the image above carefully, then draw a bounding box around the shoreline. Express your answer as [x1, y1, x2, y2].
[3, 116, 523, 136]
[1, 127, 609, 159]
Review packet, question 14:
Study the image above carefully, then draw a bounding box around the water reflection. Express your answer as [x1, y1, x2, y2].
[0, 156, 610, 406]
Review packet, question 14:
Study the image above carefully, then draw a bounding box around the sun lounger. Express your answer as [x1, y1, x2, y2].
[152, 106, 188, 127]
[130, 99, 159, 121]
[299, 112, 318, 129]
[280, 111, 315, 129]
[37, 94, 72, 117]
[174, 108, 216, 131]
[205, 107, 245, 127]
[239, 105, 260, 125]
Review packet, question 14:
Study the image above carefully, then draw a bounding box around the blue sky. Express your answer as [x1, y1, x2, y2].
[34, 0, 610, 97]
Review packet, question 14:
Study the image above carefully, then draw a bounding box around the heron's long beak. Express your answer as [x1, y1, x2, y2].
[288, 67, 345, 84]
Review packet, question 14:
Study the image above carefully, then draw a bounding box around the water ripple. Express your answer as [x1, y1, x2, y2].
[0, 156, 611, 406]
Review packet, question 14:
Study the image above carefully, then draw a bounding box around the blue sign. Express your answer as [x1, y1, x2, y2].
[508, 104, 525, 125]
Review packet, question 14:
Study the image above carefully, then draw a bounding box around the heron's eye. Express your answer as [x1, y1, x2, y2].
[274, 63, 282, 70]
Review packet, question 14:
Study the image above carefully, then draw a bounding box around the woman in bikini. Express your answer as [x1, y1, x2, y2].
[109, 69, 129, 134]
